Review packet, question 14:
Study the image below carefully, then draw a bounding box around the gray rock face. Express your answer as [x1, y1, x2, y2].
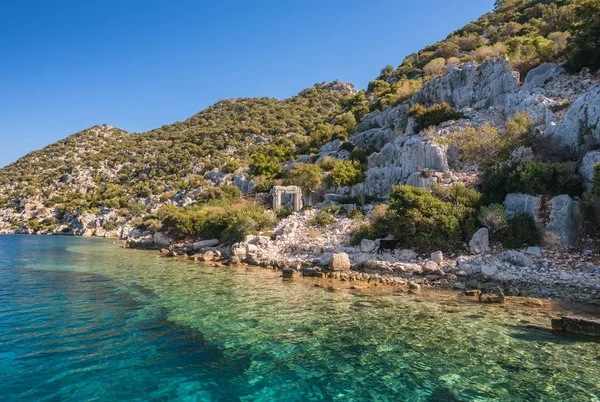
[349, 128, 396, 151]
[546, 86, 600, 150]
[579, 151, 600, 191]
[317, 139, 350, 160]
[412, 58, 519, 110]
[469, 228, 490, 254]
[504, 194, 541, 224]
[522, 63, 564, 91]
[360, 136, 448, 198]
[398, 249, 417, 262]
[354, 104, 408, 133]
[233, 175, 255, 194]
[405, 172, 437, 190]
[360, 239, 376, 254]
[544, 195, 579, 247]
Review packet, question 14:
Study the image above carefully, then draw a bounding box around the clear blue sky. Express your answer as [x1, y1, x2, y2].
[0, 0, 494, 167]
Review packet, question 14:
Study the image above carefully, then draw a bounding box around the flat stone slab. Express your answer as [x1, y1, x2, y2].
[552, 316, 600, 337]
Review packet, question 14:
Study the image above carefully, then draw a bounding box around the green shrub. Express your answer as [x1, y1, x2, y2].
[196, 185, 241, 204]
[324, 160, 365, 187]
[566, 0, 600, 73]
[251, 153, 282, 179]
[408, 103, 464, 132]
[159, 202, 275, 244]
[478, 204, 508, 236]
[311, 211, 335, 227]
[284, 163, 322, 193]
[592, 163, 600, 197]
[482, 162, 584, 204]
[500, 213, 541, 249]
[276, 207, 293, 220]
[349, 223, 376, 245]
[387, 185, 479, 253]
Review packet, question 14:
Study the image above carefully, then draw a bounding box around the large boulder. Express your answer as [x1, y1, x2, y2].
[546, 86, 600, 150]
[501, 250, 534, 267]
[469, 228, 490, 254]
[193, 239, 220, 250]
[360, 239, 377, 253]
[329, 253, 351, 271]
[153, 232, 171, 247]
[579, 151, 600, 191]
[552, 316, 600, 337]
[504, 194, 541, 224]
[544, 195, 579, 247]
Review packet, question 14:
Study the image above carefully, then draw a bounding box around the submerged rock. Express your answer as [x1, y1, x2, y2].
[552, 316, 600, 337]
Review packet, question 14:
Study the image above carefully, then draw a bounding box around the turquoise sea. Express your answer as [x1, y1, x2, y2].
[1, 235, 600, 401]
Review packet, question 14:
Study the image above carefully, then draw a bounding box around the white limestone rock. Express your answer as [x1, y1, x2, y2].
[579, 151, 600, 191]
[469, 228, 490, 254]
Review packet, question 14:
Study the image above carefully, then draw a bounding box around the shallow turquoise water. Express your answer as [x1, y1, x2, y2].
[1, 235, 600, 401]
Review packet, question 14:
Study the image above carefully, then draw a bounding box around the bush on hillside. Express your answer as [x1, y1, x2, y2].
[284, 163, 322, 193]
[408, 103, 464, 133]
[159, 201, 275, 244]
[324, 160, 365, 187]
[386, 185, 480, 253]
[311, 211, 335, 228]
[196, 185, 241, 204]
[478, 203, 508, 236]
[481, 161, 584, 204]
[566, 0, 600, 72]
[500, 213, 541, 249]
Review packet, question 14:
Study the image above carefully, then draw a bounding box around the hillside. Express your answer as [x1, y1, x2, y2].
[1, 0, 600, 257]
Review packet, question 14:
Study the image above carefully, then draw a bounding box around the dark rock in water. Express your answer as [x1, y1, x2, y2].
[551, 316, 600, 337]
[479, 286, 505, 304]
[282, 269, 300, 279]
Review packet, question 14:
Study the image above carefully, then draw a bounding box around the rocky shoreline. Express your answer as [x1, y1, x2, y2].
[120, 208, 600, 307]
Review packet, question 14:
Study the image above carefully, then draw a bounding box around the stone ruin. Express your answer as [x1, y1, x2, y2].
[270, 186, 303, 211]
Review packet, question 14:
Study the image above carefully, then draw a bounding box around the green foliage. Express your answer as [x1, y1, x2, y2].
[324, 160, 365, 187]
[284, 163, 322, 193]
[0, 82, 353, 203]
[221, 160, 241, 174]
[195, 185, 241, 204]
[311, 211, 335, 227]
[386, 185, 480, 253]
[566, 0, 600, 72]
[349, 223, 376, 245]
[159, 201, 275, 244]
[276, 207, 293, 220]
[482, 161, 584, 204]
[478, 203, 508, 236]
[593, 163, 600, 197]
[500, 213, 541, 249]
[251, 153, 281, 179]
[408, 103, 464, 132]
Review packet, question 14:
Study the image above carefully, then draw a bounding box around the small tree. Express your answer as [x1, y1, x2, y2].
[325, 160, 365, 187]
[423, 58, 447, 77]
[284, 163, 323, 193]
